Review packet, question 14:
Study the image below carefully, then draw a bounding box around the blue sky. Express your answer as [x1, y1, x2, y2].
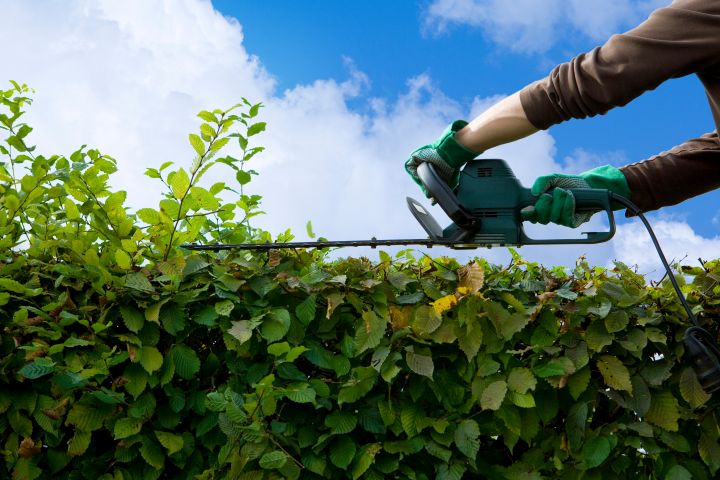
[3, 0, 718, 272]
[217, 0, 719, 239]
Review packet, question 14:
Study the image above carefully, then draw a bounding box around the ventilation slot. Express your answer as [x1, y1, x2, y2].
[475, 211, 498, 218]
[477, 167, 493, 177]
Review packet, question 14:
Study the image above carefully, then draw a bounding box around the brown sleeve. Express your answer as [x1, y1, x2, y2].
[620, 132, 720, 213]
[519, 0, 720, 130]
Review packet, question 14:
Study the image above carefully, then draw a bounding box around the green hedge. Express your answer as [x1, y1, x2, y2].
[2, 81, 720, 479]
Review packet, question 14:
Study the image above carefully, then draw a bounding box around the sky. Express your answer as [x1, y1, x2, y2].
[1, 0, 719, 275]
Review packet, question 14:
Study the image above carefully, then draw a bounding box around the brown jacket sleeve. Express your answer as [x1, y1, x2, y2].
[620, 133, 720, 212]
[519, 0, 720, 129]
[519, 0, 720, 213]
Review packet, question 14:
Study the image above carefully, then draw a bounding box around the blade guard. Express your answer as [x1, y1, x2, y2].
[415, 160, 616, 246]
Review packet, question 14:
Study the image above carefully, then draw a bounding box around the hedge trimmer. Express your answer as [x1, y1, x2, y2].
[184, 159, 720, 393]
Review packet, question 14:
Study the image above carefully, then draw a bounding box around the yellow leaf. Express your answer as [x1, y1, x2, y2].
[390, 306, 410, 331]
[432, 294, 458, 315]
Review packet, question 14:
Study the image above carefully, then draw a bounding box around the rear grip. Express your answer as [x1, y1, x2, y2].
[567, 188, 613, 212]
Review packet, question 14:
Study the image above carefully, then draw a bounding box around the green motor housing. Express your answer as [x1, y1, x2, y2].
[410, 159, 616, 248]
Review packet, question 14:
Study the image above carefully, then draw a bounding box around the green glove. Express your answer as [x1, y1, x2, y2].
[521, 165, 630, 228]
[405, 120, 479, 196]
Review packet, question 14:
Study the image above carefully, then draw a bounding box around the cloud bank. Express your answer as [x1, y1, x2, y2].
[425, 0, 671, 53]
[0, 0, 714, 273]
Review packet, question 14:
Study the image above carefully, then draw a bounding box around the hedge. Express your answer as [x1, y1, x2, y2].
[2, 81, 720, 480]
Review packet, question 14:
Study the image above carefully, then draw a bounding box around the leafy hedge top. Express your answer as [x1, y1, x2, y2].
[2, 81, 720, 480]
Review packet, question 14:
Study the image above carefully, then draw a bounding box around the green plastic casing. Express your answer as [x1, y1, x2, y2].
[440, 159, 616, 247]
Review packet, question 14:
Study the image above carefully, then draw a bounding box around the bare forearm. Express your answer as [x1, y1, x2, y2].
[454, 92, 538, 153]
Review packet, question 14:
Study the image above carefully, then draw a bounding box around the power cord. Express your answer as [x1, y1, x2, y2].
[609, 192, 720, 393]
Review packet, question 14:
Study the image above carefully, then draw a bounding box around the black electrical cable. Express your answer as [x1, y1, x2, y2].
[609, 192, 698, 327]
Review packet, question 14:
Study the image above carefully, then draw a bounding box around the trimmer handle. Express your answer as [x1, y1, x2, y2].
[520, 187, 616, 245]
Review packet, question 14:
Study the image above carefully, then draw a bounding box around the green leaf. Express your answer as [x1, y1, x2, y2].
[66, 403, 110, 432]
[170, 167, 191, 199]
[236, 170, 251, 185]
[425, 441, 452, 462]
[646, 390, 680, 432]
[665, 465, 692, 480]
[566, 402, 588, 451]
[214, 299, 234, 316]
[338, 367, 377, 405]
[284, 383, 316, 403]
[680, 366, 711, 408]
[124, 272, 155, 293]
[140, 437, 165, 469]
[155, 431, 184, 455]
[411, 305, 441, 334]
[247, 122, 266, 137]
[64, 198, 80, 220]
[189, 133, 205, 156]
[198, 110, 217, 122]
[295, 295, 316, 326]
[114, 417, 143, 439]
[18, 358, 55, 379]
[124, 363, 148, 398]
[699, 432, 720, 474]
[120, 305, 145, 333]
[351, 444, 380, 480]
[306, 220, 315, 239]
[286, 346, 309, 362]
[507, 368, 536, 394]
[586, 318, 613, 351]
[259, 450, 287, 470]
[139, 346, 163, 374]
[68, 430, 92, 457]
[354, 310, 387, 354]
[200, 123, 215, 138]
[509, 391, 535, 408]
[486, 301, 529, 339]
[454, 419, 480, 459]
[406, 349, 434, 379]
[145, 298, 169, 323]
[481, 380, 507, 411]
[159, 302, 185, 335]
[568, 367, 591, 400]
[136, 208, 160, 224]
[533, 361, 566, 378]
[604, 310, 629, 333]
[325, 411, 357, 434]
[260, 308, 291, 342]
[582, 436, 611, 468]
[228, 320, 253, 344]
[458, 321, 483, 360]
[172, 344, 200, 380]
[330, 436, 356, 469]
[597, 355, 633, 393]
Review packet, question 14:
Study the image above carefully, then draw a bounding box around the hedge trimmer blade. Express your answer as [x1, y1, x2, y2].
[182, 237, 473, 251]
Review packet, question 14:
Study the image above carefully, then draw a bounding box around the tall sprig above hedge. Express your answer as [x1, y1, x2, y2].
[141, 99, 268, 261]
[0, 81, 268, 270]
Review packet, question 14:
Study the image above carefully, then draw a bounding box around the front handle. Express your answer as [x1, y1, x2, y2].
[520, 188, 616, 245]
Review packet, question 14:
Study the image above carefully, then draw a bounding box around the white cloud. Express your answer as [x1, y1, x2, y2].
[425, 0, 670, 53]
[612, 217, 720, 277]
[561, 148, 628, 172]
[2, 0, 715, 275]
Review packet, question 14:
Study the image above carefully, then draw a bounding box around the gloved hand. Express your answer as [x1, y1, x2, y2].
[521, 165, 631, 227]
[405, 120, 479, 196]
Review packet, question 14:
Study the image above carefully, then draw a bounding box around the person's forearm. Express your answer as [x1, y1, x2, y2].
[454, 92, 538, 153]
